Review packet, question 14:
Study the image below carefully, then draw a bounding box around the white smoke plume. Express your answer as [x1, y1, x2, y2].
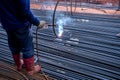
[56, 16, 72, 38]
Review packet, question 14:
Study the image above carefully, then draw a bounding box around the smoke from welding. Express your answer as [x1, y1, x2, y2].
[56, 16, 72, 38]
[44, 1, 72, 38]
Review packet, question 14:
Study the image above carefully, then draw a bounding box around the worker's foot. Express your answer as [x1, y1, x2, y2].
[12, 54, 24, 71]
[17, 59, 24, 71]
[116, 33, 120, 37]
[27, 65, 41, 75]
[24, 57, 41, 75]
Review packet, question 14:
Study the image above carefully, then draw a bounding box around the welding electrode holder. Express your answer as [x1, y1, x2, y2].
[48, 24, 56, 27]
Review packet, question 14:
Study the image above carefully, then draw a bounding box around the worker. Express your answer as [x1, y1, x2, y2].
[0, 0, 47, 75]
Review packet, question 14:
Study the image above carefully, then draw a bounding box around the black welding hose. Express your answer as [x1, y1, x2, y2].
[36, 27, 49, 80]
[35, 0, 60, 79]
[52, 0, 60, 38]
[36, 28, 40, 64]
[35, 0, 59, 59]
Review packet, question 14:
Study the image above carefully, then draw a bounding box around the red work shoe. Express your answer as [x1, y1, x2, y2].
[24, 56, 41, 75]
[12, 54, 24, 71]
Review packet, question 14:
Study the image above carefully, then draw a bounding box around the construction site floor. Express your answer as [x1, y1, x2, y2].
[0, 61, 54, 80]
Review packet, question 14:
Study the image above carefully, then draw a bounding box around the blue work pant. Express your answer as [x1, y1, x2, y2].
[5, 25, 34, 59]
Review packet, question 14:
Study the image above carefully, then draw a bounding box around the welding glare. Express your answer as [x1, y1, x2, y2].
[56, 19, 64, 38]
[56, 17, 71, 38]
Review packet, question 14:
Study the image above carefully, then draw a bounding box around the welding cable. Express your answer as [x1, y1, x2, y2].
[0, 63, 28, 80]
[52, 0, 60, 38]
[35, 1, 60, 79]
[36, 27, 49, 80]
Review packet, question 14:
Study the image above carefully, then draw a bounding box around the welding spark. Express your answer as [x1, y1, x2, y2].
[57, 19, 64, 38]
[58, 26, 63, 37]
[56, 17, 71, 38]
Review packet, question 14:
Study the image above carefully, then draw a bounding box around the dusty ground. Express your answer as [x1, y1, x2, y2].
[30, 3, 120, 15]
[0, 61, 54, 80]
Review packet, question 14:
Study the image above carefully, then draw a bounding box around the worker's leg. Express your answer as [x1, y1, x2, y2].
[12, 54, 24, 71]
[15, 25, 40, 75]
[6, 30, 23, 71]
